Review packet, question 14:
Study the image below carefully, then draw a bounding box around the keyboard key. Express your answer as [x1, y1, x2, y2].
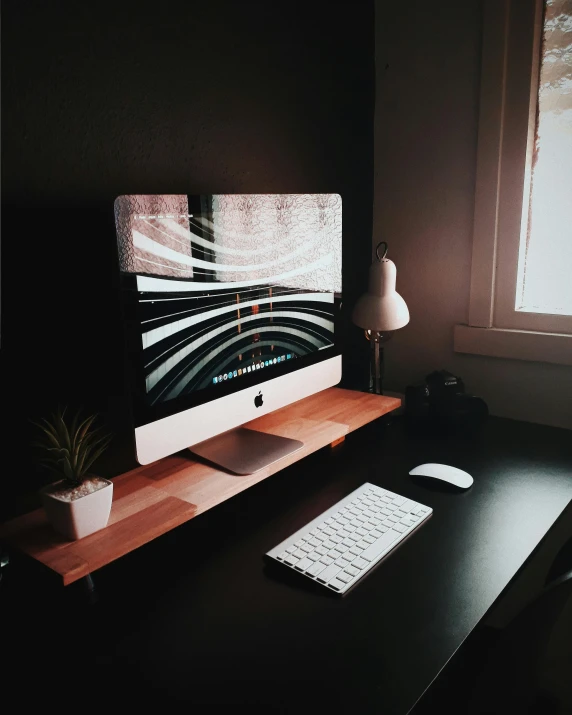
[285, 556, 299, 566]
[301, 543, 313, 553]
[392, 496, 406, 507]
[356, 527, 368, 537]
[316, 546, 328, 555]
[342, 538, 354, 547]
[286, 545, 297, 553]
[317, 564, 342, 584]
[337, 572, 352, 583]
[278, 551, 290, 560]
[370, 530, 382, 539]
[349, 546, 363, 556]
[335, 557, 350, 567]
[325, 518, 334, 525]
[350, 520, 362, 528]
[323, 540, 336, 550]
[307, 551, 321, 561]
[380, 508, 392, 516]
[314, 532, 327, 541]
[330, 535, 343, 544]
[394, 510, 406, 519]
[352, 557, 368, 570]
[323, 527, 335, 536]
[401, 519, 415, 527]
[307, 561, 327, 577]
[328, 578, 346, 591]
[295, 540, 306, 547]
[294, 557, 313, 572]
[393, 523, 407, 533]
[308, 538, 321, 548]
[337, 517, 350, 526]
[338, 529, 350, 538]
[360, 530, 400, 562]
[401, 500, 415, 512]
[363, 510, 376, 518]
[356, 540, 370, 550]
[363, 535, 376, 544]
[345, 566, 360, 577]
[320, 555, 335, 566]
[293, 549, 306, 559]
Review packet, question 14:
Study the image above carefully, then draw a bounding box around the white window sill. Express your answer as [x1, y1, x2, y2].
[454, 325, 572, 367]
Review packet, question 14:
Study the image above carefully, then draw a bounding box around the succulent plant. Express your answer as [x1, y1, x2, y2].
[31, 406, 112, 488]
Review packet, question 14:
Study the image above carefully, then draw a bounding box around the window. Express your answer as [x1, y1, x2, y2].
[454, 0, 572, 366]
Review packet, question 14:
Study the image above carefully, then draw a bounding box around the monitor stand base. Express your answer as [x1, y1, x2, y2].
[188, 426, 304, 475]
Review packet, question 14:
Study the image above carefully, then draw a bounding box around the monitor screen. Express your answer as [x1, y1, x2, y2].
[114, 193, 342, 438]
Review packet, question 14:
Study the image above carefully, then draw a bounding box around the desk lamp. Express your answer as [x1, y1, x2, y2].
[351, 241, 409, 394]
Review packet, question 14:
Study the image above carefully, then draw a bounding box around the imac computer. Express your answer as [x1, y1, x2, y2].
[113, 193, 342, 473]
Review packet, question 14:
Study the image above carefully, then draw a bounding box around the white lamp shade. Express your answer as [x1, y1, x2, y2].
[352, 258, 410, 331]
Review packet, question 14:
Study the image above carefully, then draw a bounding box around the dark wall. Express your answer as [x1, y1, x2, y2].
[1, 1, 374, 519]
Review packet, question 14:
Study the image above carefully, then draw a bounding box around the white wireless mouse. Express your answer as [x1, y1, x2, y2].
[409, 463, 473, 489]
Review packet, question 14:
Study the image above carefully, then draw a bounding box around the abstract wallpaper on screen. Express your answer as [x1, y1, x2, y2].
[115, 194, 342, 406]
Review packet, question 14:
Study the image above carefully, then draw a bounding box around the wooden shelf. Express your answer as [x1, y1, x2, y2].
[0, 388, 400, 585]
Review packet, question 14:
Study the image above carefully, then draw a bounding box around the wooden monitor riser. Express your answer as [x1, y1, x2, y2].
[0, 388, 400, 586]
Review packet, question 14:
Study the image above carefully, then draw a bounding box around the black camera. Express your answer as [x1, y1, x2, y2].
[405, 370, 488, 433]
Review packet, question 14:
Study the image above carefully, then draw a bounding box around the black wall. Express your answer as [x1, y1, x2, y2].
[1, 1, 375, 519]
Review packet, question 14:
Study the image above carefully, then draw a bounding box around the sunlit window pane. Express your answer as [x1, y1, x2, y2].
[516, 0, 572, 315]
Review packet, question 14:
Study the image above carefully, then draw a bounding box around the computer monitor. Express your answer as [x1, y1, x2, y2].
[113, 193, 342, 473]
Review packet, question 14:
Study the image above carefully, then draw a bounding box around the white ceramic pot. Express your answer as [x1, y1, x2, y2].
[40, 476, 114, 541]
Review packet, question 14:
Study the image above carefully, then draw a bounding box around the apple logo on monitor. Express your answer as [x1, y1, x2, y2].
[254, 391, 263, 408]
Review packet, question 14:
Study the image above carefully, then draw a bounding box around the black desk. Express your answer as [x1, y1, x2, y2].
[3, 415, 572, 713]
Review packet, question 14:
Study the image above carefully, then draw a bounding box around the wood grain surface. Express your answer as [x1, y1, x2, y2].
[0, 388, 400, 585]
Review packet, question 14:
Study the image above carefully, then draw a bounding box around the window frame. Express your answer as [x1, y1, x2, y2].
[454, 0, 572, 366]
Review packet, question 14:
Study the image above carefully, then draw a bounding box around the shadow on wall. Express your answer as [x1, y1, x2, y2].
[1, 0, 376, 519]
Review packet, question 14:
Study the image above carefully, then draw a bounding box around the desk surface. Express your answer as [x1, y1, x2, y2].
[3, 413, 572, 714]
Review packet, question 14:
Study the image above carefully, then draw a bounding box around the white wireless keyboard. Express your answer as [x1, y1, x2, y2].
[265, 482, 432, 594]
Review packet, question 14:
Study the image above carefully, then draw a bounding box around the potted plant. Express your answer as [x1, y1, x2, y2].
[31, 406, 113, 541]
